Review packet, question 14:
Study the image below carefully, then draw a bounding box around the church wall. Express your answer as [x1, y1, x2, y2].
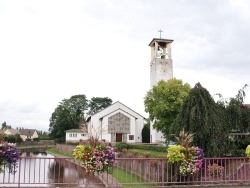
[88, 102, 145, 143]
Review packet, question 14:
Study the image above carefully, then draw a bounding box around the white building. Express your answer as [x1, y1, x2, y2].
[86, 101, 146, 143]
[65, 129, 88, 143]
[149, 38, 174, 143]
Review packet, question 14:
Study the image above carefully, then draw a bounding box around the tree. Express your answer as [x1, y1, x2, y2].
[88, 97, 113, 116]
[144, 78, 191, 138]
[49, 94, 88, 142]
[141, 119, 150, 143]
[1, 121, 11, 130]
[1, 121, 7, 130]
[217, 84, 250, 150]
[170, 82, 228, 157]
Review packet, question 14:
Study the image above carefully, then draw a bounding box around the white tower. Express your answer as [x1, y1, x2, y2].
[149, 37, 174, 143]
[149, 38, 174, 88]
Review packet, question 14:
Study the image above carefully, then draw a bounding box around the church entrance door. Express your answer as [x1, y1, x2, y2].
[116, 133, 122, 142]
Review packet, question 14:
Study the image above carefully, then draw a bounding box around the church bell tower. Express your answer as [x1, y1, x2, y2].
[149, 36, 174, 143]
[149, 38, 174, 88]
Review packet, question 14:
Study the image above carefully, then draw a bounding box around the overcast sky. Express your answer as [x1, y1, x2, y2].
[0, 0, 250, 132]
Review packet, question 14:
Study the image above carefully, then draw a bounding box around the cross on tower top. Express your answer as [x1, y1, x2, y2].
[158, 29, 163, 38]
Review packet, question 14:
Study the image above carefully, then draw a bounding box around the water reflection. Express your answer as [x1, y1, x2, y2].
[0, 150, 105, 187]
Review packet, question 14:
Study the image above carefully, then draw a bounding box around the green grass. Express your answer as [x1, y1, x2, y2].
[47, 146, 73, 158]
[112, 167, 153, 187]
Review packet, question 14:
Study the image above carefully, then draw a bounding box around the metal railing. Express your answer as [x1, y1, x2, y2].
[0, 156, 250, 187]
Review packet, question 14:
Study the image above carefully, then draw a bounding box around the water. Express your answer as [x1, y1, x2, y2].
[0, 149, 105, 187]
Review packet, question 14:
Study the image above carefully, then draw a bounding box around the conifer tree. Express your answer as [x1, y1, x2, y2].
[170, 82, 228, 157]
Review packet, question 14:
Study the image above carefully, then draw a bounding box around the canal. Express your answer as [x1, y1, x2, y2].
[0, 148, 105, 187]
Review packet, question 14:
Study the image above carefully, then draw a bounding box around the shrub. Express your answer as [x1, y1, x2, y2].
[207, 163, 224, 178]
[116, 142, 129, 150]
[167, 145, 186, 163]
[73, 145, 115, 174]
[33, 138, 40, 142]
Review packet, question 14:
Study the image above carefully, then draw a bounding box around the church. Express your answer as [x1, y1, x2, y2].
[66, 37, 174, 144]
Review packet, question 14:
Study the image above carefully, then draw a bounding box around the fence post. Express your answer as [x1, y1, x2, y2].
[18, 158, 21, 188]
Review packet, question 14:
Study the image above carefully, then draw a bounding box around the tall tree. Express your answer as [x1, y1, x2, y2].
[49, 94, 88, 142]
[170, 82, 228, 157]
[144, 78, 191, 138]
[217, 84, 250, 150]
[1, 121, 7, 130]
[88, 97, 113, 116]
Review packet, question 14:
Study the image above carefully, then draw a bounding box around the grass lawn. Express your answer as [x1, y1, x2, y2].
[112, 167, 153, 187]
[47, 146, 73, 157]
[128, 148, 168, 158]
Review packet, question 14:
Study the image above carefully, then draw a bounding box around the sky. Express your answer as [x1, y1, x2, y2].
[0, 0, 250, 132]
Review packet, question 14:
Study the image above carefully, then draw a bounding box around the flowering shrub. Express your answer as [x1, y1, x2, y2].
[167, 145, 204, 176]
[0, 142, 21, 173]
[246, 145, 250, 160]
[73, 144, 115, 174]
[207, 163, 224, 178]
[167, 145, 186, 163]
[179, 160, 197, 175]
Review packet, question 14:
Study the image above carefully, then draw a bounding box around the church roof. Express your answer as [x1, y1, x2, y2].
[148, 38, 174, 47]
[86, 101, 146, 122]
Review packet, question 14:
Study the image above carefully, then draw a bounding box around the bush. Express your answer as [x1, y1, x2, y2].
[116, 142, 129, 150]
[207, 163, 224, 178]
[33, 137, 40, 142]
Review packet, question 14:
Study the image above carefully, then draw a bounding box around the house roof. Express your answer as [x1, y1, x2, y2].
[19, 129, 36, 137]
[5, 128, 20, 135]
[243, 104, 250, 108]
[65, 129, 85, 133]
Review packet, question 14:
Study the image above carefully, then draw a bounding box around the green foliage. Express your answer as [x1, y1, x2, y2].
[116, 142, 130, 150]
[128, 144, 167, 152]
[4, 134, 22, 143]
[171, 82, 228, 157]
[246, 145, 250, 159]
[49, 94, 88, 142]
[33, 137, 40, 142]
[144, 78, 191, 138]
[167, 145, 186, 163]
[73, 145, 86, 161]
[141, 121, 150, 143]
[87, 97, 113, 116]
[216, 84, 250, 154]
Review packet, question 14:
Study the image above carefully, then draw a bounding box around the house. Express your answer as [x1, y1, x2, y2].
[4, 128, 20, 136]
[19, 129, 38, 141]
[86, 101, 146, 143]
[65, 129, 88, 143]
